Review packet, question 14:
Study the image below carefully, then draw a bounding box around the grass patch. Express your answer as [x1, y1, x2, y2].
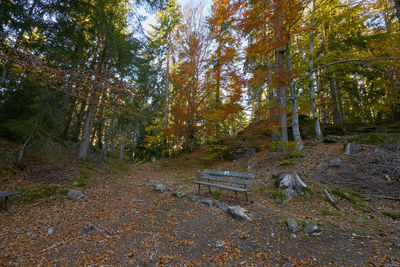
[382, 211, 400, 220]
[106, 158, 129, 173]
[212, 191, 221, 198]
[279, 158, 297, 165]
[332, 188, 369, 210]
[318, 208, 342, 216]
[272, 190, 287, 201]
[16, 184, 67, 203]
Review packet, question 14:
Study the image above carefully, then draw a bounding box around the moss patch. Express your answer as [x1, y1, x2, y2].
[382, 211, 400, 220]
[332, 188, 369, 210]
[16, 184, 67, 203]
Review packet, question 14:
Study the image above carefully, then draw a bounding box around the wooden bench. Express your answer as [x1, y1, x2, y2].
[0, 191, 21, 211]
[194, 169, 255, 204]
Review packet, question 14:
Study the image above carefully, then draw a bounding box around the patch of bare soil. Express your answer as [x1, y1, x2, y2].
[0, 143, 399, 266]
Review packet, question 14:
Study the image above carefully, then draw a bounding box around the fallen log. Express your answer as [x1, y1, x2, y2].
[323, 189, 341, 210]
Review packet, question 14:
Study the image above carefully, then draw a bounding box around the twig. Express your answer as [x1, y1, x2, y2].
[40, 236, 82, 253]
[323, 189, 341, 210]
[365, 194, 400, 201]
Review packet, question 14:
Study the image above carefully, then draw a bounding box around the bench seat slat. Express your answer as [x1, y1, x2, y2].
[201, 169, 255, 179]
[0, 191, 21, 198]
[193, 181, 250, 192]
[197, 172, 254, 186]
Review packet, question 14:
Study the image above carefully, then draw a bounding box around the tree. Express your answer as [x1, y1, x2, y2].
[149, 0, 182, 157]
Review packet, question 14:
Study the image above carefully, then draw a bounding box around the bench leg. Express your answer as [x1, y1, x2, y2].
[245, 192, 249, 202]
[5, 196, 8, 211]
[197, 184, 201, 195]
[234, 191, 238, 205]
[208, 186, 212, 195]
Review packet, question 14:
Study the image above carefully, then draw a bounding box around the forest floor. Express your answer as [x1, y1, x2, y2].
[0, 138, 399, 266]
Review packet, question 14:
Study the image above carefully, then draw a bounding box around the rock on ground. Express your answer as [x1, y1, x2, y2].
[345, 142, 358, 155]
[227, 205, 252, 221]
[304, 224, 321, 234]
[324, 135, 341, 143]
[286, 218, 302, 233]
[154, 184, 167, 193]
[67, 189, 85, 199]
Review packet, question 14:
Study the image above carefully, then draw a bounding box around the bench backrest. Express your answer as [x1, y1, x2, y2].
[197, 169, 255, 186]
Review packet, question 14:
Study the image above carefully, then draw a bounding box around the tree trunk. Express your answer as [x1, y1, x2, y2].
[119, 131, 126, 161]
[61, 97, 76, 138]
[215, 46, 222, 137]
[394, 0, 400, 25]
[276, 48, 288, 142]
[273, 0, 288, 142]
[162, 38, 170, 158]
[309, 0, 323, 140]
[268, 60, 279, 142]
[334, 78, 345, 126]
[72, 98, 87, 142]
[101, 113, 115, 161]
[77, 96, 98, 159]
[286, 44, 303, 150]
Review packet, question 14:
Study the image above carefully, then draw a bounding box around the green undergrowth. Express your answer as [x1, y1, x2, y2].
[382, 211, 400, 220]
[279, 158, 297, 165]
[105, 157, 129, 174]
[332, 188, 369, 210]
[16, 184, 68, 203]
[351, 133, 400, 145]
[318, 208, 342, 217]
[72, 169, 90, 187]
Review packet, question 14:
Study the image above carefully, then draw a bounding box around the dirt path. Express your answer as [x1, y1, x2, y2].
[1, 153, 400, 266]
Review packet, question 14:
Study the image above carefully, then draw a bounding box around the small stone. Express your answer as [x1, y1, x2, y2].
[247, 164, 257, 170]
[304, 224, 321, 234]
[67, 189, 85, 199]
[173, 191, 186, 198]
[213, 200, 229, 211]
[216, 240, 226, 247]
[151, 156, 157, 162]
[324, 135, 341, 143]
[72, 181, 78, 186]
[154, 184, 167, 193]
[47, 227, 54, 235]
[188, 195, 201, 202]
[83, 224, 99, 234]
[283, 262, 294, 267]
[286, 218, 302, 233]
[329, 157, 342, 167]
[199, 198, 214, 207]
[228, 205, 252, 221]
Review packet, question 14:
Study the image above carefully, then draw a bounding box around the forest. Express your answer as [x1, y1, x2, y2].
[0, 0, 399, 162]
[0, 0, 400, 265]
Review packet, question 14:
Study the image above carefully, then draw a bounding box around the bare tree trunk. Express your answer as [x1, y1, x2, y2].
[72, 98, 87, 142]
[77, 94, 98, 159]
[215, 46, 222, 137]
[61, 97, 76, 138]
[335, 78, 345, 126]
[394, 0, 400, 25]
[286, 44, 303, 150]
[268, 60, 279, 142]
[162, 39, 170, 158]
[119, 131, 126, 161]
[101, 113, 115, 161]
[309, 0, 323, 140]
[276, 48, 288, 142]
